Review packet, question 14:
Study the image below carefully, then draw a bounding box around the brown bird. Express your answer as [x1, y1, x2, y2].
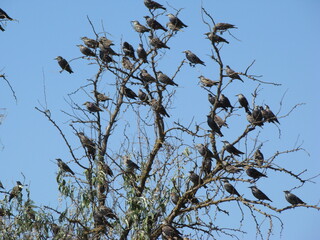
[166, 22, 183, 32]
[226, 65, 243, 82]
[207, 115, 223, 137]
[83, 101, 103, 112]
[122, 86, 138, 99]
[137, 44, 148, 63]
[236, 94, 250, 113]
[199, 76, 219, 87]
[171, 191, 187, 208]
[149, 36, 170, 49]
[195, 143, 214, 159]
[122, 56, 134, 70]
[150, 99, 170, 117]
[214, 115, 228, 128]
[157, 71, 178, 86]
[140, 69, 156, 84]
[131, 20, 150, 33]
[81, 37, 99, 48]
[56, 159, 75, 175]
[54, 56, 73, 74]
[254, 149, 264, 166]
[222, 141, 244, 156]
[264, 105, 280, 124]
[245, 167, 267, 180]
[162, 222, 183, 240]
[98, 36, 114, 49]
[167, 13, 188, 29]
[144, 0, 166, 11]
[189, 171, 207, 188]
[205, 32, 229, 44]
[144, 16, 167, 32]
[9, 181, 23, 202]
[77, 44, 96, 57]
[92, 90, 112, 102]
[223, 179, 240, 197]
[77, 132, 96, 159]
[213, 23, 237, 33]
[138, 89, 149, 103]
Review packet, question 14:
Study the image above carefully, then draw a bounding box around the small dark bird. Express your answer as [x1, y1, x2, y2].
[144, 0, 166, 10]
[226, 65, 243, 82]
[205, 32, 229, 44]
[183, 50, 205, 66]
[223, 179, 240, 197]
[99, 50, 115, 64]
[166, 22, 183, 32]
[195, 144, 214, 159]
[222, 141, 244, 156]
[54, 56, 73, 74]
[77, 132, 96, 159]
[98, 36, 114, 50]
[249, 186, 272, 202]
[9, 181, 23, 202]
[56, 158, 75, 175]
[247, 110, 263, 127]
[92, 90, 111, 102]
[236, 94, 250, 113]
[137, 44, 148, 63]
[189, 171, 207, 188]
[122, 56, 134, 70]
[144, 16, 167, 32]
[138, 89, 149, 103]
[101, 46, 119, 56]
[223, 161, 243, 174]
[99, 161, 114, 177]
[122, 41, 136, 60]
[245, 167, 267, 180]
[131, 20, 150, 33]
[123, 86, 138, 99]
[140, 69, 156, 83]
[99, 206, 119, 220]
[150, 99, 170, 117]
[214, 115, 228, 128]
[199, 76, 219, 87]
[93, 210, 112, 228]
[284, 191, 305, 205]
[167, 13, 187, 29]
[157, 71, 178, 86]
[0, 8, 13, 20]
[252, 106, 264, 125]
[81, 37, 99, 48]
[123, 155, 140, 172]
[77, 44, 96, 57]
[149, 36, 170, 49]
[264, 105, 280, 124]
[213, 23, 237, 33]
[171, 191, 187, 208]
[201, 157, 212, 177]
[254, 149, 264, 166]
[207, 115, 224, 137]
[162, 222, 183, 240]
[83, 101, 103, 112]
[219, 94, 233, 112]
[208, 93, 217, 105]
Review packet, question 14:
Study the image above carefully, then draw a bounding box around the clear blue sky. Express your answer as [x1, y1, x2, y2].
[1, 0, 319, 239]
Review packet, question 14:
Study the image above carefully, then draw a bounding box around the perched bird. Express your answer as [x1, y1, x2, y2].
[122, 42, 136, 60]
[137, 44, 148, 63]
[284, 191, 305, 205]
[213, 23, 237, 33]
[9, 181, 23, 202]
[208, 93, 217, 106]
[171, 191, 187, 208]
[138, 89, 149, 103]
[222, 141, 244, 156]
[56, 158, 75, 175]
[150, 99, 170, 117]
[99, 161, 114, 177]
[140, 69, 156, 84]
[167, 13, 187, 29]
[144, 16, 167, 32]
[83, 101, 103, 112]
[77, 44, 96, 57]
[100, 46, 119, 56]
[149, 36, 170, 49]
[189, 171, 207, 188]
[81, 37, 99, 49]
[162, 222, 183, 240]
[99, 206, 119, 220]
[207, 115, 224, 137]
[131, 20, 150, 33]
[201, 157, 212, 177]
[98, 36, 114, 50]
[252, 106, 264, 125]
[54, 56, 73, 74]
[247, 110, 263, 127]
[236, 94, 250, 113]
[223, 161, 243, 174]
[99, 50, 115, 64]
[166, 22, 183, 32]
[249, 186, 272, 202]
[92, 90, 111, 102]
[183, 50, 205, 66]
[225, 65, 243, 82]
[195, 144, 214, 159]
[254, 149, 264, 166]
[144, 0, 166, 10]
[122, 56, 134, 70]
[205, 32, 229, 44]
[123, 155, 140, 172]
[0, 8, 13, 20]
[245, 167, 267, 180]
[264, 105, 280, 124]
[219, 94, 233, 112]
[214, 115, 228, 128]
[122, 86, 138, 99]
[93, 210, 111, 228]
[77, 132, 96, 159]
[199, 76, 219, 87]
[223, 179, 240, 197]
[157, 71, 178, 86]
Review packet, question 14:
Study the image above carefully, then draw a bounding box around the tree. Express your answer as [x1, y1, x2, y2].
[1, 1, 319, 240]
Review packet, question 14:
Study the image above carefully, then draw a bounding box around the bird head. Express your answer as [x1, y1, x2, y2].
[221, 140, 229, 144]
[54, 56, 62, 61]
[143, 16, 150, 19]
[16, 181, 23, 186]
[248, 186, 257, 189]
[83, 101, 90, 106]
[283, 190, 290, 194]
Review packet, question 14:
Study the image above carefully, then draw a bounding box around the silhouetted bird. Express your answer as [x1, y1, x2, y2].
[137, 44, 148, 63]
[249, 186, 272, 202]
[162, 222, 183, 240]
[254, 149, 264, 166]
[213, 23, 237, 32]
[205, 32, 229, 44]
[223, 179, 240, 197]
[222, 141, 244, 156]
[195, 144, 214, 159]
[100, 161, 114, 177]
[171, 191, 187, 208]
[54, 56, 73, 74]
[77, 132, 96, 159]
[284, 191, 305, 205]
[99, 206, 119, 220]
[149, 36, 170, 49]
[219, 94, 233, 112]
[56, 158, 75, 175]
[202, 157, 212, 177]
[131, 20, 150, 33]
[9, 181, 23, 202]
[92, 90, 111, 102]
[123, 155, 140, 172]
[167, 13, 187, 29]
[144, 16, 167, 32]
[99, 50, 115, 64]
[264, 105, 280, 124]
[122, 41, 136, 60]
[144, 0, 166, 10]
[189, 171, 207, 188]
[236, 94, 250, 113]
[183, 50, 205, 66]
[150, 99, 170, 117]
[226, 65, 243, 82]
[245, 167, 267, 180]
[98, 36, 114, 49]
[199, 76, 219, 87]
[157, 71, 178, 86]
[77, 44, 96, 57]
[138, 89, 149, 103]
[122, 56, 134, 70]
[123, 86, 137, 99]
[140, 69, 156, 84]
[93, 210, 112, 228]
[0, 8, 13, 20]
[207, 115, 224, 137]
[81, 37, 99, 49]
[214, 115, 228, 128]
[208, 93, 217, 105]
[252, 106, 264, 125]
[83, 101, 103, 112]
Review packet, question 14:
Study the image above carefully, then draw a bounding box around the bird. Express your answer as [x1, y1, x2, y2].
[199, 76, 219, 87]
[54, 56, 73, 74]
[167, 13, 188, 29]
[171, 191, 187, 208]
[223, 179, 240, 197]
[219, 94, 233, 112]
[245, 167, 267, 180]
[223, 161, 243, 174]
[144, 16, 167, 32]
[122, 86, 138, 99]
[99, 206, 119, 220]
[162, 222, 183, 240]
[122, 42, 136, 60]
[0, 8, 13, 20]
[157, 71, 178, 86]
[150, 99, 170, 117]
[208, 93, 217, 105]
[166, 22, 183, 32]
[122, 56, 134, 70]
[137, 44, 148, 63]
[205, 32, 229, 44]
[77, 44, 96, 57]
[83, 101, 103, 113]
[283, 191, 305, 205]
[214, 115, 228, 128]
[236, 94, 250, 113]
[195, 144, 214, 159]
[249, 186, 272, 202]
[99, 161, 114, 177]
[189, 171, 207, 188]
[222, 141, 244, 156]
[81, 37, 99, 49]
[99, 50, 115, 64]
[201, 157, 212, 177]
[140, 69, 156, 84]
[138, 89, 149, 103]
[92, 90, 111, 102]
[254, 149, 264, 166]
[56, 158, 75, 175]
[213, 23, 237, 33]
[100, 45, 119, 56]
[144, 0, 166, 11]
[225, 65, 243, 82]
[77, 132, 96, 159]
[98, 36, 114, 50]
[9, 181, 23, 202]
[131, 20, 150, 33]
[183, 50, 205, 66]
[207, 115, 224, 137]
[264, 105, 280, 124]
[149, 36, 170, 49]
[252, 105, 264, 125]
[123, 155, 140, 172]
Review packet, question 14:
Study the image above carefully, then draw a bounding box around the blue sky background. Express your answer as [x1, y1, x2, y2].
[1, 0, 319, 239]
